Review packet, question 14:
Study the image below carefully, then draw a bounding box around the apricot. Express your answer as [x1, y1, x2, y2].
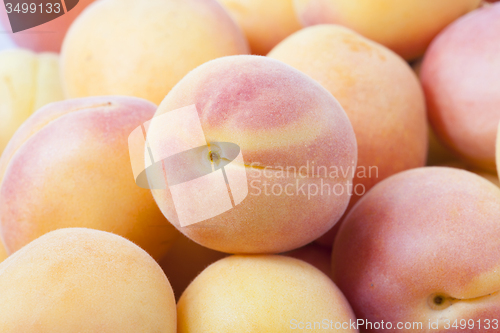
[293, 0, 481, 60]
[0, 49, 64, 155]
[0, 0, 95, 52]
[217, 0, 301, 55]
[268, 25, 427, 246]
[160, 234, 227, 301]
[0, 96, 178, 260]
[333, 167, 500, 332]
[178, 255, 358, 332]
[61, 0, 249, 105]
[0, 228, 176, 332]
[149, 55, 357, 254]
[421, 3, 500, 171]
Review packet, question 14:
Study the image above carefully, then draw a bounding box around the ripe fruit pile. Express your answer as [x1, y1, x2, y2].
[0, 0, 499, 332]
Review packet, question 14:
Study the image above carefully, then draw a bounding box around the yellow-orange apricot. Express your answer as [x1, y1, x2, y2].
[150, 55, 357, 254]
[178, 255, 357, 332]
[268, 25, 427, 246]
[0, 49, 64, 155]
[217, 0, 301, 55]
[0, 96, 178, 260]
[61, 0, 249, 105]
[0, 228, 176, 332]
[293, 0, 480, 60]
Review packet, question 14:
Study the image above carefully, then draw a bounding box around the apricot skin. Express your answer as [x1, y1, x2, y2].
[61, 0, 249, 105]
[178, 255, 358, 333]
[150, 55, 357, 254]
[333, 167, 500, 332]
[268, 25, 428, 246]
[0, 49, 64, 155]
[293, 0, 481, 60]
[421, 3, 500, 171]
[0, 228, 176, 332]
[0, 96, 178, 260]
[217, 0, 301, 55]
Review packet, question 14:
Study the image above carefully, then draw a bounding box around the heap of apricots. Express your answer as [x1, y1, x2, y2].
[0, 0, 499, 332]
